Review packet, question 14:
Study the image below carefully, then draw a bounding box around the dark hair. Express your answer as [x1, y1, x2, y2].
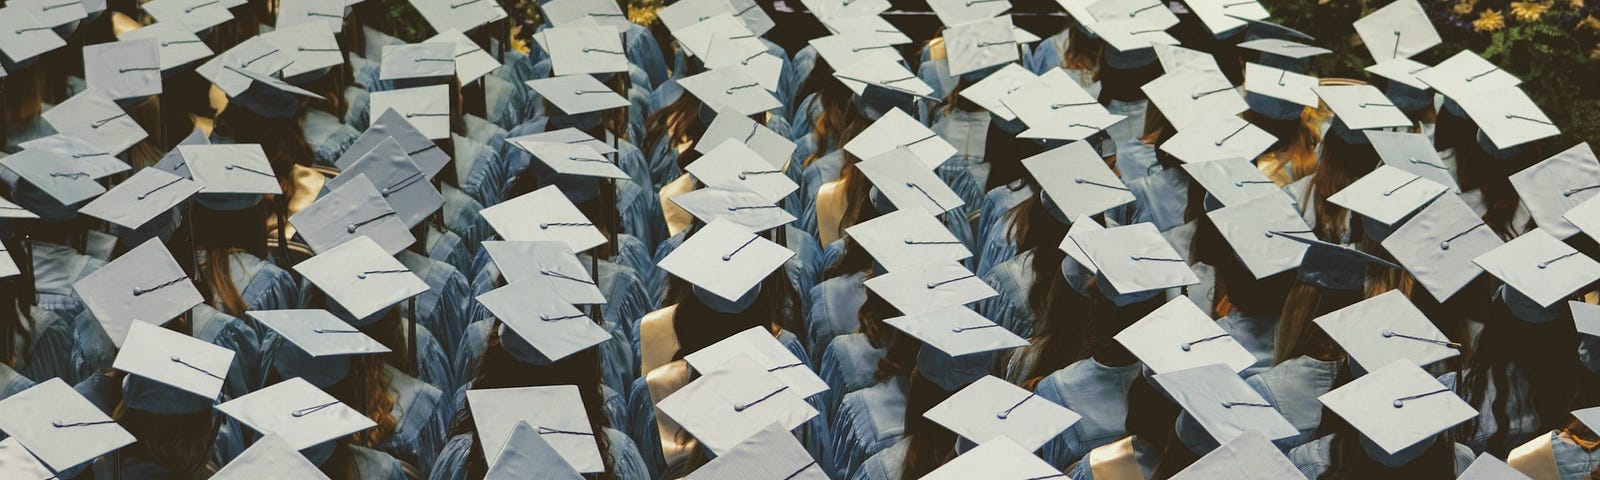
[113, 320, 220, 478]
[1241, 109, 1320, 182]
[982, 121, 1043, 192]
[898, 372, 959, 480]
[663, 223, 801, 361]
[1449, 300, 1581, 456]
[796, 58, 863, 169]
[1451, 136, 1537, 240]
[1315, 364, 1458, 480]
[0, 238, 36, 369]
[189, 202, 269, 317]
[1304, 132, 1380, 243]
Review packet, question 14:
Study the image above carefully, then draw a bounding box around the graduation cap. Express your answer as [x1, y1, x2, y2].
[483, 421, 585, 480]
[428, 28, 499, 85]
[1317, 360, 1475, 454]
[864, 261, 997, 316]
[480, 240, 605, 304]
[143, 0, 234, 32]
[1116, 296, 1258, 374]
[884, 307, 1026, 359]
[807, 32, 901, 75]
[655, 360, 819, 455]
[514, 140, 630, 180]
[845, 209, 971, 272]
[695, 112, 795, 169]
[1182, 158, 1285, 208]
[1159, 116, 1277, 165]
[292, 236, 429, 321]
[679, 68, 782, 116]
[338, 109, 451, 179]
[1024, 142, 1136, 218]
[924, 375, 1082, 451]
[959, 63, 1037, 122]
[250, 309, 391, 388]
[920, 436, 1063, 480]
[1316, 84, 1412, 131]
[216, 377, 377, 451]
[150, 128, 209, 179]
[370, 85, 451, 140]
[1368, 131, 1458, 193]
[114, 321, 234, 414]
[0, 7, 67, 64]
[1277, 230, 1401, 292]
[222, 63, 326, 120]
[1169, 431, 1307, 480]
[0, 378, 136, 472]
[80, 166, 202, 231]
[1094, 18, 1179, 69]
[1381, 194, 1503, 301]
[1208, 193, 1316, 278]
[277, 0, 346, 33]
[290, 175, 417, 255]
[115, 21, 214, 72]
[212, 435, 331, 480]
[1154, 44, 1225, 77]
[1318, 290, 1461, 373]
[657, 0, 738, 36]
[477, 281, 611, 365]
[544, 25, 630, 77]
[686, 326, 828, 399]
[1185, 0, 1269, 37]
[1243, 62, 1317, 121]
[325, 137, 445, 228]
[844, 108, 957, 170]
[41, 88, 148, 155]
[1567, 188, 1600, 242]
[73, 239, 203, 346]
[196, 36, 293, 97]
[1353, 0, 1440, 63]
[83, 39, 163, 101]
[1508, 143, 1600, 240]
[834, 57, 938, 118]
[658, 218, 794, 303]
[687, 140, 798, 203]
[1458, 453, 1532, 480]
[1473, 228, 1600, 309]
[944, 16, 1019, 77]
[466, 386, 603, 473]
[1415, 50, 1520, 102]
[819, 14, 912, 46]
[183, 144, 283, 211]
[685, 423, 824, 480]
[1074, 222, 1201, 304]
[0, 436, 55, 480]
[481, 185, 607, 252]
[15, 133, 130, 179]
[1143, 70, 1247, 130]
[1156, 363, 1300, 451]
[542, 0, 631, 29]
[1366, 58, 1437, 112]
[526, 75, 629, 119]
[409, 0, 507, 34]
[1460, 86, 1560, 151]
[668, 187, 796, 233]
[1328, 165, 1449, 241]
[1002, 68, 1122, 141]
[926, 0, 1011, 27]
[0, 149, 106, 214]
[855, 148, 966, 216]
[379, 42, 457, 85]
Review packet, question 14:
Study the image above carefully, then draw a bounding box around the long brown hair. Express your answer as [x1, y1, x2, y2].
[1061, 23, 1104, 79]
[898, 372, 958, 480]
[1302, 133, 1380, 243]
[797, 58, 862, 168]
[113, 320, 219, 477]
[190, 203, 269, 317]
[1449, 301, 1581, 456]
[1242, 109, 1321, 183]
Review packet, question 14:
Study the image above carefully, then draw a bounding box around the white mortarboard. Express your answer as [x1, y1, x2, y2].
[339, 109, 451, 178]
[370, 85, 451, 140]
[196, 36, 293, 96]
[687, 326, 828, 399]
[217, 60, 327, 118]
[927, 0, 1011, 27]
[724, 0, 775, 36]
[1002, 69, 1120, 142]
[944, 16, 1019, 76]
[0, 8, 67, 63]
[143, 0, 233, 32]
[0, 148, 106, 206]
[819, 14, 912, 46]
[696, 112, 796, 169]
[1575, 301, 1600, 338]
[1458, 453, 1532, 480]
[687, 141, 798, 203]
[1074, 222, 1201, 298]
[1328, 165, 1448, 228]
[1142, 71, 1246, 130]
[18, 134, 130, 180]
[1087, 0, 1180, 29]
[1211, 194, 1317, 279]
[1152, 364, 1299, 444]
[834, 56, 937, 100]
[151, 128, 209, 179]
[116, 21, 213, 72]
[0, 436, 57, 480]
[855, 148, 966, 216]
[477, 280, 611, 362]
[863, 261, 997, 316]
[807, 33, 901, 73]
[686, 423, 824, 480]
[658, 218, 794, 301]
[481, 185, 607, 252]
[380, 43, 458, 82]
[924, 375, 1081, 451]
[1093, 18, 1179, 57]
[1154, 43, 1224, 77]
[1315, 289, 1461, 371]
[483, 421, 585, 480]
[515, 140, 629, 180]
[480, 240, 605, 304]
[1381, 194, 1504, 301]
[1237, 38, 1331, 62]
[409, 0, 507, 34]
[669, 187, 795, 232]
[656, 0, 730, 34]
[1023, 142, 1136, 218]
[41, 88, 148, 155]
[1460, 86, 1560, 150]
[467, 385, 604, 473]
[885, 307, 1026, 357]
[11, 0, 85, 27]
[671, 13, 762, 64]
[216, 377, 377, 451]
[249, 309, 392, 357]
[0, 196, 38, 220]
[1473, 228, 1600, 308]
[1353, 0, 1440, 62]
[1509, 143, 1600, 239]
[679, 68, 782, 116]
[1169, 431, 1306, 480]
[1115, 296, 1257, 374]
[1244, 62, 1319, 108]
[83, 39, 163, 101]
[542, 0, 630, 29]
[290, 175, 416, 254]
[277, 0, 346, 32]
[920, 436, 1063, 480]
[73, 239, 202, 346]
[1315, 84, 1412, 131]
[427, 29, 499, 85]
[845, 209, 971, 272]
[526, 75, 629, 116]
[804, 0, 892, 20]
[844, 108, 956, 170]
[0, 378, 136, 471]
[80, 167, 201, 230]
[1569, 190, 1600, 242]
[543, 25, 627, 76]
[325, 138, 444, 228]
[1368, 131, 1459, 192]
[1415, 50, 1520, 101]
[212, 435, 331, 480]
[656, 359, 819, 454]
[1182, 158, 1284, 207]
[1058, 214, 1105, 278]
[1318, 360, 1476, 454]
[183, 144, 282, 196]
[292, 236, 430, 319]
[1185, 0, 1268, 36]
[1578, 405, 1600, 433]
[1159, 115, 1277, 164]
[959, 63, 1036, 121]
[1365, 57, 1434, 91]
[114, 321, 233, 403]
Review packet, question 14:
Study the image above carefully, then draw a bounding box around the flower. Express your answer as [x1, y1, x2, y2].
[1475, 9, 1507, 31]
[1573, 0, 1586, 9]
[1453, 0, 1477, 15]
[1582, 15, 1600, 30]
[1510, 1, 1550, 22]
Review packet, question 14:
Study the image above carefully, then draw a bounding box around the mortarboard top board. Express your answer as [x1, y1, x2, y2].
[678, 68, 783, 116]
[672, 13, 762, 63]
[1275, 229, 1402, 291]
[526, 75, 629, 116]
[807, 32, 901, 75]
[1074, 222, 1201, 298]
[427, 29, 499, 85]
[143, 0, 233, 33]
[116, 21, 214, 72]
[1154, 363, 1300, 446]
[292, 236, 429, 320]
[863, 261, 997, 316]
[80, 166, 201, 230]
[483, 421, 585, 480]
[338, 109, 451, 178]
[959, 62, 1037, 121]
[480, 185, 607, 253]
[854, 148, 966, 216]
[379, 42, 458, 82]
[833, 56, 938, 101]
[1208, 193, 1316, 278]
[1314, 289, 1461, 371]
[0, 148, 108, 206]
[248, 309, 392, 358]
[943, 16, 1019, 76]
[920, 436, 1063, 480]
[1573, 301, 1600, 338]
[924, 375, 1082, 451]
[686, 140, 798, 203]
[926, 0, 1011, 27]
[515, 140, 629, 180]
[1244, 62, 1319, 108]
[0, 8, 67, 64]
[1058, 214, 1106, 278]
[1353, 0, 1440, 63]
[1159, 115, 1278, 164]
[369, 85, 451, 140]
[1327, 165, 1449, 227]
[1169, 430, 1307, 480]
[212, 435, 331, 480]
[1142, 70, 1247, 130]
[325, 138, 445, 228]
[1314, 84, 1413, 131]
[82, 39, 163, 101]
[884, 306, 1026, 358]
[844, 108, 957, 170]
[1368, 131, 1459, 192]
[723, 0, 776, 37]
[41, 88, 148, 155]
[656, 0, 736, 36]
[1088, 0, 1180, 30]
[696, 112, 796, 169]
[152, 128, 210, 179]
[0, 378, 136, 471]
[408, 0, 507, 34]
[1366, 57, 1434, 91]
[1415, 50, 1520, 101]
[477, 280, 611, 363]
[542, 0, 631, 29]
[19, 134, 131, 180]
[277, 0, 346, 32]
[216, 377, 376, 451]
[480, 240, 605, 304]
[1115, 296, 1258, 374]
[1508, 143, 1600, 240]
[1182, 158, 1285, 207]
[655, 359, 819, 455]
[658, 218, 794, 302]
[1185, 0, 1268, 36]
[1317, 360, 1476, 454]
[686, 326, 828, 398]
[196, 36, 293, 97]
[542, 24, 627, 76]
[804, 0, 892, 20]
[0, 436, 55, 480]
[1001, 68, 1111, 134]
[1382, 194, 1503, 301]
[845, 209, 971, 272]
[73, 239, 202, 346]
[669, 187, 796, 233]
[0, 195, 39, 220]
[114, 321, 234, 403]
[1458, 453, 1532, 480]
[182, 144, 282, 198]
[1568, 188, 1600, 242]
[1092, 17, 1179, 55]
[1237, 38, 1331, 61]
[1023, 142, 1136, 218]
[290, 175, 416, 255]
[685, 422, 824, 480]
[1577, 406, 1600, 435]
[1154, 44, 1224, 77]
[819, 14, 911, 46]
[1459, 86, 1560, 151]
[1232, 14, 1316, 42]
[1473, 228, 1600, 308]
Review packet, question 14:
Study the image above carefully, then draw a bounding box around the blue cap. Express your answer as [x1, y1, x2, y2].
[121, 373, 215, 414]
[10, 180, 81, 222]
[271, 340, 353, 389]
[917, 342, 996, 391]
[1385, 81, 1432, 112]
[1476, 129, 1525, 161]
[694, 283, 762, 314]
[1327, 117, 1372, 145]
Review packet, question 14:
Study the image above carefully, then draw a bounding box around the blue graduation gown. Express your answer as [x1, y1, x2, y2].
[1035, 359, 1142, 470]
[830, 377, 909, 480]
[817, 333, 886, 440]
[428, 428, 650, 480]
[805, 273, 867, 361]
[977, 250, 1038, 337]
[1439, 367, 1542, 455]
[1288, 436, 1477, 478]
[1244, 356, 1339, 449]
[1215, 311, 1278, 378]
[304, 109, 361, 167]
[397, 251, 474, 363]
[379, 364, 450, 477]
